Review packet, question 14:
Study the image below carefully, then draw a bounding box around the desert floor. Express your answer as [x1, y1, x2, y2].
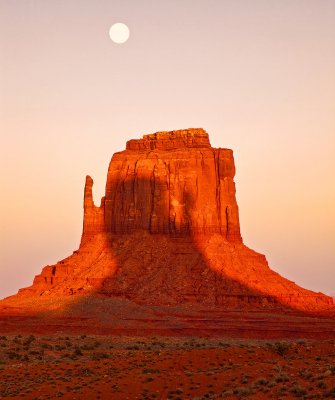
[0, 335, 334, 399]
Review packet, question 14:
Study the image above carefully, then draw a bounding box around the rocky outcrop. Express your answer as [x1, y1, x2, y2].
[13, 128, 334, 312]
[80, 176, 105, 245]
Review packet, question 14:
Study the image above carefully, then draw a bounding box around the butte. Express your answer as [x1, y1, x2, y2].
[1, 128, 334, 337]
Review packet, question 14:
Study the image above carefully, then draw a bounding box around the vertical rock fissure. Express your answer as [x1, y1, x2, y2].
[133, 159, 139, 229]
[217, 149, 222, 234]
[167, 161, 172, 234]
[225, 205, 229, 239]
[149, 166, 156, 233]
[212, 149, 221, 234]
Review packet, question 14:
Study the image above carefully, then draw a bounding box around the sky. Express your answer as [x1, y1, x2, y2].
[0, 0, 334, 299]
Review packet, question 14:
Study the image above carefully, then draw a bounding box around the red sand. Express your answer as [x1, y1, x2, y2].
[0, 335, 334, 399]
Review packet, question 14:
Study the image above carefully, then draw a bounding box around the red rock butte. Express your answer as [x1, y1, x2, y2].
[4, 128, 334, 312]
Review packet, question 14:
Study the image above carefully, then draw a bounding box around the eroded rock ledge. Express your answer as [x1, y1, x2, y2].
[126, 128, 211, 151]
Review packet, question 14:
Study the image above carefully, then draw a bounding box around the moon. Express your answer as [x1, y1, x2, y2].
[109, 23, 130, 44]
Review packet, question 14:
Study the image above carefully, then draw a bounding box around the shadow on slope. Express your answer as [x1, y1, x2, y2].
[1, 175, 334, 338]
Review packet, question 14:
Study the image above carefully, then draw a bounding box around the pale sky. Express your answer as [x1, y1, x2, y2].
[0, 0, 334, 299]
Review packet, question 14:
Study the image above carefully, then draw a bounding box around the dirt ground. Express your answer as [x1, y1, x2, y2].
[0, 335, 334, 399]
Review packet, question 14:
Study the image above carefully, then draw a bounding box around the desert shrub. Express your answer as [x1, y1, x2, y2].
[254, 377, 268, 386]
[218, 342, 231, 348]
[301, 371, 313, 380]
[79, 367, 92, 376]
[273, 341, 290, 356]
[126, 345, 139, 350]
[81, 343, 95, 350]
[142, 368, 160, 374]
[233, 386, 252, 396]
[291, 384, 307, 397]
[40, 343, 53, 350]
[275, 373, 289, 383]
[73, 347, 83, 356]
[6, 351, 21, 360]
[91, 352, 109, 360]
[26, 335, 35, 342]
[8, 349, 20, 357]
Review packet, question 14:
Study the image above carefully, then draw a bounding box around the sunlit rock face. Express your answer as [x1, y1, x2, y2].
[13, 129, 334, 312]
[95, 128, 241, 241]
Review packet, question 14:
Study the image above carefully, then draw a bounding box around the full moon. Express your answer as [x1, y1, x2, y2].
[109, 23, 130, 44]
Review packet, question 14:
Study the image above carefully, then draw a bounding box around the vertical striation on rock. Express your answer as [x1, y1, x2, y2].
[104, 128, 241, 240]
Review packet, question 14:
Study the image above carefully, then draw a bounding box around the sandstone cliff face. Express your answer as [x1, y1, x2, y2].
[14, 128, 334, 312]
[80, 129, 241, 242]
[102, 129, 241, 241]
